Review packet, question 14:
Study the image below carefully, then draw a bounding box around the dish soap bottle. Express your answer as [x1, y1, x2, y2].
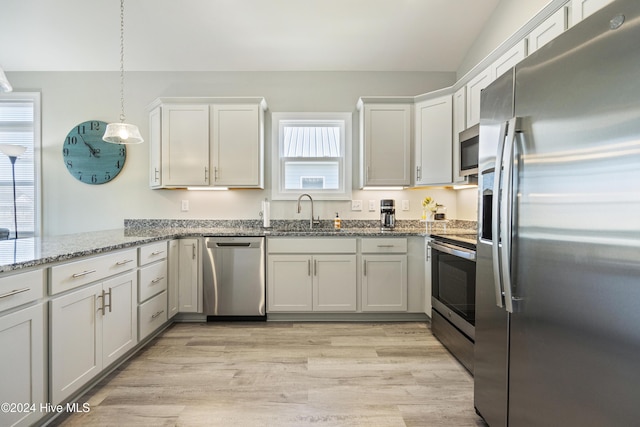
[334, 212, 341, 229]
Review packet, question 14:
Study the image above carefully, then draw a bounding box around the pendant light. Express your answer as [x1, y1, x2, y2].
[0, 66, 12, 93]
[103, 0, 143, 144]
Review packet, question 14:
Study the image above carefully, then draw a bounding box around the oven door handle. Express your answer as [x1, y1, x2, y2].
[428, 241, 476, 261]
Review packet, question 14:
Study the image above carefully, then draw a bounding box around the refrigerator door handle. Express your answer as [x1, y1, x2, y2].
[491, 120, 508, 308]
[500, 116, 519, 313]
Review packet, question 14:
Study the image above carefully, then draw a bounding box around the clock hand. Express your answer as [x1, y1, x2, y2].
[77, 134, 100, 158]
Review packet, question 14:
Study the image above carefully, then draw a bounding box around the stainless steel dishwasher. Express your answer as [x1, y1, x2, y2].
[203, 236, 266, 319]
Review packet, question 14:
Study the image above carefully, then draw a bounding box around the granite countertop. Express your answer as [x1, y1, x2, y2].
[0, 219, 477, 273]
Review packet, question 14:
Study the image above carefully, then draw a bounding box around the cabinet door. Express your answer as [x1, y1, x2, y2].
[102, 272, 137, 368]
[161, 104, 210, 186]
[424, 238, 433, 316]
[0, 304, 45, 427]
[466, 68, 492, 127]
[491, 39, 527, 81]
[313, 255, 357, 312]
[267, 255, 313, 312]
[361, 103, 411, 187]
[414, 95, 453, 186]
[528, 6, 567, 54]
[362, 255, 408, 312]
[178, 238, 201, 313]
[50, 283, 102, 405]
[570, 0, 614, 26]
[452, 86, 467, 184]
[211, 104, 263, 188]
[167, 239, 180, 319]
[149, 106, 162, 187]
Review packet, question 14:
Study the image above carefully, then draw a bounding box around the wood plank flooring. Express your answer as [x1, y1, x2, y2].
[50, 322, 487, 427]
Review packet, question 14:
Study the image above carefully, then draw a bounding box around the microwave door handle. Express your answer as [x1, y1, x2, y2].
[500, 117, 519, 314]
[492, 120, 508, 308]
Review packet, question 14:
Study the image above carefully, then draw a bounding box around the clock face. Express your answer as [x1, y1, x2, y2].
[63, 120, 126, 184]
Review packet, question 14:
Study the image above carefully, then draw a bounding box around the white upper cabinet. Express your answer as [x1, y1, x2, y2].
[414, 94, 453, 186]
[466, 68, 492, 127]
[452, 86, 468, 184]
[161, 104, 210, 187]
[211, 103, 265, 188]
[528, 6, 568, 54]
[147, 97, 267, 189]
[570, 0, 614, 27]
[491, 39, 528, 82]
[358, 99, 412, 188]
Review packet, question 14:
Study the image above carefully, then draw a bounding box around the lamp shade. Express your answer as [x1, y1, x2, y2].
[0, 144, 27, 158]
[0, 67, 12, 93]
[102, 122, 144, 144]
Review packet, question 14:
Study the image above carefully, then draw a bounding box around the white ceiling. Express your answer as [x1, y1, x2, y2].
[1, 0, 501, 72]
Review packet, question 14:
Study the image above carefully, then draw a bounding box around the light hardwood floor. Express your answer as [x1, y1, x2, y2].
[50, 322, 487, 427]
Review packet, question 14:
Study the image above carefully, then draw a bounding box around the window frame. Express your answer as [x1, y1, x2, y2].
[0, 92, 41, 238]
[271, 112, 352, 201]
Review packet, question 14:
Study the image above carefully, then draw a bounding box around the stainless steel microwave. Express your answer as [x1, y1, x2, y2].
[459, 123, 479, 176]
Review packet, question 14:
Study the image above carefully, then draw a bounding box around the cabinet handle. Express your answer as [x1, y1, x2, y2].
[151, 276, 165, 284]
[363, 260, 367, 276]
[154, 168, 159, 182]
[214, 166, 219, 181]
[97, 293, 103, 314]
[377, 244, 395, 248]
[204, 166, 209, 182]
[116, 259, 135, 265]
[192, 243, 196, 260]
[150, 250, 164, 256]
[426, 246, 431, 262]
[103, 288, 112, 313]
[307, 259, 311, 276]
[0, 287, 30, 299]
[417, 166, 422, 181]
[72, 269, 96, 278]
[152, 310, 165, 319]
[314, 259, 317, 276]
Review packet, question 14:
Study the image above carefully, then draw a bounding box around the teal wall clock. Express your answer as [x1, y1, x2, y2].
[63, 120, 126, 184]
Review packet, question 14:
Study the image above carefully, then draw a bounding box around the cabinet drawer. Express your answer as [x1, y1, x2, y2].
[361, 238, 407, 253]
[138, 260, 167, 303]
[50, 249, 137, 295]
[138, 291, 167, 341]
[139, 241, 168, 266]
[0, 269, 45, 313]
[268, 238, 357, 254]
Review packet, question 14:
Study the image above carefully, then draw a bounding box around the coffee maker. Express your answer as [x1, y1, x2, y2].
[380, 199, 395, 230]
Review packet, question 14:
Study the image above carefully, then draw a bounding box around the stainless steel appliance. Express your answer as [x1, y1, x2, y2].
[429, 234, 476, 372]
[459, 123, 479, 177]
[380, 199, 395, 230]
[475, 1, 640, 425]
[203, 236, 266, 319]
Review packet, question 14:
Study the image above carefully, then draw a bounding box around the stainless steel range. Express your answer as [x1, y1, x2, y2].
[428, 233, 477, 373]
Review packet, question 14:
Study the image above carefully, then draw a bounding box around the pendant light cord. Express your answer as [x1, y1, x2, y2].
[119, 0, 126, 123]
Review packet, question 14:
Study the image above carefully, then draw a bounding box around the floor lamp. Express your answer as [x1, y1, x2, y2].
[0, 144, 27, 239]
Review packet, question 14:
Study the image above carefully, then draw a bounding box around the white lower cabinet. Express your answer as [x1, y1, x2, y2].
[138, 291, 168, 341]
[267, 238, 357, 313]
[0, 303, 46, 427]
[167, 239, 180, 319]
[361, 238, 408, 312]
[178, 238, 202, 313]
[50, 271, 137, 405]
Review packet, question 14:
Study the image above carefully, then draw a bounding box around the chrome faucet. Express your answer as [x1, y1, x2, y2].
[296, 193, 319, 229]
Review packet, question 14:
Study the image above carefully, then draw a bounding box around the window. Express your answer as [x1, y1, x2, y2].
[271, 112, 352, 200]
[0, 93, 41, 238]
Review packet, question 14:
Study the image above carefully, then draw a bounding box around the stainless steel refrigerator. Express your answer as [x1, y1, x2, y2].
[475, 0, 640, 425]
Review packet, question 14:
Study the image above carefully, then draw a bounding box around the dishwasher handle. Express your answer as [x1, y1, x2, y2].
[214, 242, 252, 247]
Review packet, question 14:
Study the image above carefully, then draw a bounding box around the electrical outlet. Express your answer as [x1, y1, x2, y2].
[181, 200, 189, 212]
[401, 200, 410, 211]
[351, 200, 363, 211]
[368, 200, 377, 212]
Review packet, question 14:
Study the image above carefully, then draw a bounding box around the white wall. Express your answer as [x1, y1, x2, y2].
[9, 70, 463, 236]
[457, 0, 552, 78]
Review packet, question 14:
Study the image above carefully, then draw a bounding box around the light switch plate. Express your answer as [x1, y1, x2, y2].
[351, 200, 363, 211]
[368, 200, 377, 212]
[401, 200, 410, 211]
[181, 200, 189, 212]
